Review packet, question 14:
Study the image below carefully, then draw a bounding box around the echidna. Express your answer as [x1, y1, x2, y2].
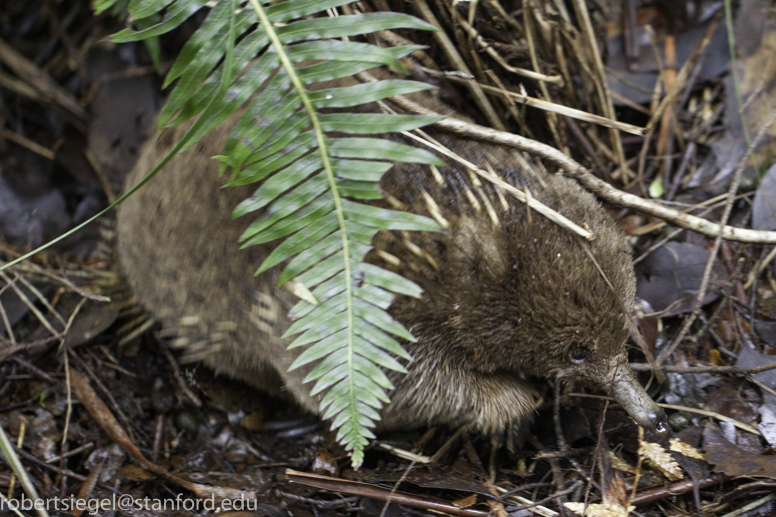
[116, 82, 667, 436]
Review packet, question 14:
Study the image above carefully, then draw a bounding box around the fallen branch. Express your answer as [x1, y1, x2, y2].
[387, 94, 776, 244]
[67, 367, 253, 503]
[286, 469, 491, 517]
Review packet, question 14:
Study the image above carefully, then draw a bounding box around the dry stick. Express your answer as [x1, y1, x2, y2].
[526, 435, 571, 517]
[691, 258, 745, 343]
[569, 0, 627, 180]
[0, 425, 49, 517]
[0, 337, 61, 363]
[522, 3, 566, 155]
[655, 108, 776, 366]
[0, 37, 86, 126]
[0, 284, 15, 344]
[630, 473, 728, 505]
[58, 298, 87, 491]
[746, 245, 776, 288]
[460, 437, 510, 517]
[720, 494, 776, 517]
[412, 0, 504, 131]
[502, 483, 555, 498]
[668, 102, 725, 201]
[18, 275, 67, 328]
[569, 393, 761, 436]
[9, 420, 25, 512]
[401, 127, 593, 239]
[630, 428, 646, 507]
[2, 258, 110, 303]
[746, 247, 766, 326]
[71, 459, 103, 517]
[734, 480, 776, 492]
[548, 388, 600, 503]
[747, 374, 776, 399]
[11, 444, 90, 481]
[630, 191, 748, 237]
[275, 490, 358, 509]
[635, 25, 668, 194]
[556, 29, 597, 132]
[636, 16, 721, 193]
[67, 367, 252, 502]
[552, 384, 571, 514]
[0, 272, 61, 338]
[701, 316, 737, 359]
[486, 0, 524, 37]
[457, 17, 562, 84]
[633, 224, 691, 266]
[644, 15, 721, 134]
[287, 469, 490, 517]
[418, 68, 646, 135]
[10, 356, 61, 385]
[566, 118, 610, 183]
[582, 362, 617, 513]
[552, 18, 577, 122]
[449, 3, 506, 132]
[85, 149, 117, 203]
[387, 93, 776, 244]
[377, 29, 438, 70]
[0, 69, 46, 103]
[0, 128, 55, 160]
[45, 442, 94, 464]
[667, 141, 695, 201]
[162, 347, 202, 407]
[505, 481, 583, 514]
[484, 69, 524, 131]
[69, 351, 136, 434]
[379, 459, 419, 517]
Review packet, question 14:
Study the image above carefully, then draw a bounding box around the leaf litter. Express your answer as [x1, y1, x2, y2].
[2, 0, 776, 516]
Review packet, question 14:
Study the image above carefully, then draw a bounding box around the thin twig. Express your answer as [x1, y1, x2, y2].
[568, 393, 762, 436]
[412, 0, 504, 130]
[385, 93, 776, 243]
[656, 108, 776, 365]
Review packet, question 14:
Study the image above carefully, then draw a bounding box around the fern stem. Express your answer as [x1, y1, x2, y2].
[248, 0, 357, 438]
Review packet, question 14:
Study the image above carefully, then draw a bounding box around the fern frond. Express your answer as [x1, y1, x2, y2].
[111, 0, 443, 467]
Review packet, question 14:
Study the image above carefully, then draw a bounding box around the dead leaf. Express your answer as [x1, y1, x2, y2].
[116, 464, 155, 481]
[599, 443, 628, 508]
[703, 423, 776, 478]
[638, 439, 684, 481]
[240, 411, 265, 431]
[753, 163, 776, 231]
[737, 345, 776, 405]
[452, 494, 477, 508]
[565, 502, 634, 517]
[605, 12, 728, 106]
[311, 451, 338, 476]
[670, 438, 706, 460]
[608, 452, 637, 474]
[63, 302, 119, 348]
[754, 320, 776, 347]
[636, 242, 727, 316]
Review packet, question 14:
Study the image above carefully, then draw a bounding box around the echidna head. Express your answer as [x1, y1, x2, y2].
[390, 174, 667, 433]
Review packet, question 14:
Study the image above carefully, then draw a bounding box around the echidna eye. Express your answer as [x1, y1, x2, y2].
[569, 349, 587, 364]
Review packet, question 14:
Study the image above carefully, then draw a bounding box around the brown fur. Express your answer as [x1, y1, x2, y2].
[117, 85, 665, 434]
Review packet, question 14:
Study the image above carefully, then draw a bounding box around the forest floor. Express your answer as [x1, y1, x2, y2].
[1, 1, 775, 516]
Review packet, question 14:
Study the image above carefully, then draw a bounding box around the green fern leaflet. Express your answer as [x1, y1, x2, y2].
[109, 0, 444, 467]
